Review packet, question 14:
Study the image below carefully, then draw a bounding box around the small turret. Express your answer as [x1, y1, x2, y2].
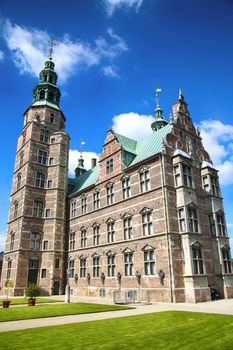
[151, 88, 168, 132]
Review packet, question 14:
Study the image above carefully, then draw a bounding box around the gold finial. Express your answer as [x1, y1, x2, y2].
[48, 37, 58, 60]
[155, 88, 162, 108]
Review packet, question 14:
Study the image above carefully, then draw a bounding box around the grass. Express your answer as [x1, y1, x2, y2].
[0, 311, 233, 350]
[0, 298, 61, 305]
[0, 302, 131, 322]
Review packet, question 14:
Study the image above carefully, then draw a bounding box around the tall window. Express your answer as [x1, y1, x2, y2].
[80, 257, 86, 278]
[40, 129, 49, 143]
[124, 251, 134, 276]
[22, 130, 26, 146]
[107, 220, 115, 243]
[17, 173, 21, 191]
[123, 216, 132, 240]
[10, 231, 15, 251]
[36, 172, 45, 188]
[30, 232, 42, 250]
[81, 196, 87, 214]
[93, 256, 100, 277]
[139, 168, 150, 192]
[93, 225, 100, 246]
[14, 201, 19, 219]
[182, 164, 193, 187]
[192, 244, 204, 274]
[208, 215, 216, 236]
[93, 190, 100, 210]
[38, 150, 47, 165]
[174, 165, 181, 187]
[107, 252, 116, 277]
[70, 201, 77, 218]
[217, 213, 226, 236]
[81, 228, 87, 248]
[106, 158, 113, 174]
[7, 260, 12, 279]
[144, 249, 155, 275]
[203, 175, 209, 193]
[106, 183, 114, 205]
[122, 177, 131, 199]
[69, 259, 74, 278]
[188, 207, 198, 232]
[33, 200, 44, 218]
[222, 248, 232, 274]
[142, 210, 153, 236]
[19, 151, 24, 167]
[69, 232, 75, 250]
[210, 176, 220, 196]
[178, 208, 186, 232]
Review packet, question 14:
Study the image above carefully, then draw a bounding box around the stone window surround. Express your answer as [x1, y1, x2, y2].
[221, 244, 232, 274]
[173, 160, 193, 188]
[142, 244, 156, 275]
[139, 166, 151, 193]
[190, 241, 205, 275]
[177, 203, 200, 234]
[79, 255, 87, 278]
[33, 199, 44, 218]
[30, 231, 42, 250]
[69, 231, 76, 250]
[121, 175, 131, 199]
[92, 253, 100, 277]
[106, 218, 115, 243]
[93, 224, 100, 246]
[208, 210, 227, 237]
[123, 248, 134, 276]
[10, 230, 15, 251]
[141, 207, 153, 236]
[106, 182, 114, 206]
[202, 171, 220, 197]
[81, 194, 87, 215]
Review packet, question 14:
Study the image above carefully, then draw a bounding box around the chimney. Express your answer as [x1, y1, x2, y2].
[91, 158, 97, 168]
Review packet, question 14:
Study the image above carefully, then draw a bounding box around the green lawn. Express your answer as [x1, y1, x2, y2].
[0, 297, 61, 305]
[0, 302, 131, 322]
[0, 311, 233, 350]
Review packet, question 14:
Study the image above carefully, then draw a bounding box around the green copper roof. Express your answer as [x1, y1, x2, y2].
[68, 124, 172, 196]
[32, 100, 61, 110]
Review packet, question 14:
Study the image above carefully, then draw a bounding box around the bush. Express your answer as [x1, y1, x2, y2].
[25, 284, 41, 299]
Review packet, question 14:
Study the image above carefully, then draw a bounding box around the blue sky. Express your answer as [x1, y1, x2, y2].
[0, 0, 233, 251]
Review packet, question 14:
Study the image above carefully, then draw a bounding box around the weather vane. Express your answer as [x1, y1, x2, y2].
[48, 37, 58, 60]
[155, 88, 162, 108]
[80, 141, 86, 158]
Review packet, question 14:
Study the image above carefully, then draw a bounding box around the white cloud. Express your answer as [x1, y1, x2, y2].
[2, 19, 128, 83]
[0, 233, 5, 252]
[104, 0, 144, 16]
[69, 150, 99, 177]
[0, 50, 4, 60]
[112, 112, 154, 140]
[102, 65, 119, 78]
[199, 119, 233, 185]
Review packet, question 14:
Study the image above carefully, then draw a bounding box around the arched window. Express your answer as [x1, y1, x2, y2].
[39, 90, 45, 99]
[33, 200, 44, 218]
[19, 151, 24, 167]
[14, 201, 19, 219]
[191, 241, 204, 275]
[17, 173, 21, 191]
[10, 231, 15, 250]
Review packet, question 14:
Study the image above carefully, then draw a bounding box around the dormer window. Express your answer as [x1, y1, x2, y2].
[106, 158, 113, 174]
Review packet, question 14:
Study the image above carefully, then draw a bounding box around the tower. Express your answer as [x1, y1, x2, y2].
[1, 57, 70, 296]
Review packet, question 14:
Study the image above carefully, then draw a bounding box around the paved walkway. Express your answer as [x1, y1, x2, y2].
[1, 297, 233, 333]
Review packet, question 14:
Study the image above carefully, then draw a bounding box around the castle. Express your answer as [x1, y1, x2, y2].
[1, 57, 233, 303]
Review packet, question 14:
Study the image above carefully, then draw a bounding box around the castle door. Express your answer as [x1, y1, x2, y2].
[53, 281, 60, 295]
[28, 259, 39, 284]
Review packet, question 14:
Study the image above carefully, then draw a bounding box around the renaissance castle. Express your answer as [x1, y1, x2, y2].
[1, 57, 233, 303]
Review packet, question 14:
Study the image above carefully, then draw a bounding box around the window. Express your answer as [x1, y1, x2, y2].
[17, 173, 21, 191]
[188, 207, 198, 233]
[81, 228, 87, 248]
[106, 183, 114, 205]
[69, 232, 75, 250]
[43, 240, 48, 250]
[80, 257, 86, 278]
[10, 231, 15, 250]
[222, 248, 232, 274]
[140, 168, 150, 192]
[93, 190, 100, 210]
[123, 216, 132, 240]
[40, 129, 49, 143]
[192, 244, 204, 274]
[30, 232, 42, 250]
[93, 225, 100, 246]
[33, 200, 44, 218]
[36, 172, 45, 188]
[13, 201, 18, 219]
[203, 175, 209, 193]
[144, 249, 155, 275]
[107, 253, 116, 277]
[208, 215, 216, 236]
[174, 165, 181, 187]
[81, 196, 87, 214]
[41, 269, 46, 278]
[216, 213, 226, 236]
[55, 259, 60, 269]
[49, 157, 54, 165]
[70, 201, 77, 218]
[178, 208, 186, 232]
[106, 158, 113, 174]
[50, 114, 54, 123]
[107, 220, 115, 243]
[51, 138, 55, 144]
[38, 150, 47, 165]
[45, 209, 51, 217]
[69, 259, 74, 278]
[7, 260, 12, 279]
[142, 210, 153, 236]
[47, 180, 52, 188]
[93, 256, 100, 277]
[124, 251, 134, 276]
[122, 177, 131, 199]
[182, 164, 193, 187]
[22, 131, 26, 146]
[210, 176, 219, 196]
[19, 151, 24, 167]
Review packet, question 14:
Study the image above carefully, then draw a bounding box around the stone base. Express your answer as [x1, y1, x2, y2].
[185, 287, 211, 303]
